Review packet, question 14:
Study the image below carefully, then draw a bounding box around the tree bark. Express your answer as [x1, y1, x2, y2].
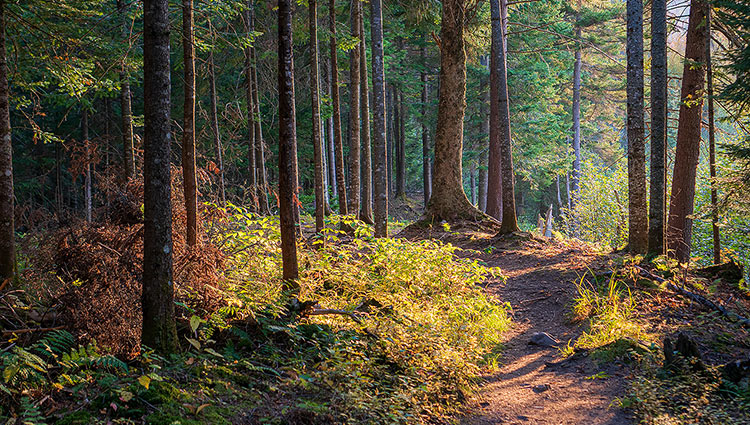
[347, 0, 361, 217]
[479, 55, 490, 213]
[251, 44, 270, 214]
[486, 0, 503, 220]
[326, 59, 337, 200]
[310, 0, 325, 232]
[370, 0, 388, 236]
[421, 44, 432, 207]
[667, 0, 708, 263]
[359, 10, 373, 224]
[278, 0, 300, 284]
[495, 0, 519, 234]
[648, 0, 667, 256]
[117, 0, 135, 181]
[387, 84, 394, 196]
[571, 0, 583, 210]
[706, 7, 721, 264]
[182, 0, 198, 246]
[395, 89, 406, 199]
[81, 109, 92, 222]
[245, 1, 258, 211]
[626, 0, 648, 253]
[208, 47, 226, 207]
[427, 0, 482, 221]
[329, 0, 348, 216]
[0, 0, 14, 280]
[142, 0, 178, 354]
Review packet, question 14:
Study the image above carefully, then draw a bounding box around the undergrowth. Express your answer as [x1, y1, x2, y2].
[1, 204, 510, 424]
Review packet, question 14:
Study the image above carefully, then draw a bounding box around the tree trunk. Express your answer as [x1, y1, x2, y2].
[486, 0, 503, 220]
[117, 0, 135, 181]
[427, 0, 482, 221]
[395, 89, 406, 199]
[571, 0, 583, 210]
[706, 7, 721, 264]
[310, 0, 325, 232]
[56, 141, 63, 223]
[495, 0, 519, 234]
[387, 84, 394, 196]
[329, 0, 348, 215]
[421, 44, 432, 207]
[208, 47, 226, 207]
[0, 0, 14, 280]
[142, 0, 178, 354]
[667, 0, 708, 263]
[626, 0, 648, 253]
[182, 0, 198, 246]
[370, 0, 388, 237]
[479, 55, 490, 213]
[278, 0, 300, 284]
[252, 43, 270, 214]
[648, 0, 667, 256]
[245, 1, 258, 210]
[359, 10, 373, 224]
[326, 59, 337, 201]
[83, 109, 92, 222]
[470, 164, 477, 205]
[347, 0, 361, 217]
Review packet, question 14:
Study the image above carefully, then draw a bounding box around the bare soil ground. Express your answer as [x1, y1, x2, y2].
[400, 224, 634, 425]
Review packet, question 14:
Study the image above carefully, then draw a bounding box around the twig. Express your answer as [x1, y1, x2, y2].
[2, 326, 66, 336]
[635, 266, 750, 328]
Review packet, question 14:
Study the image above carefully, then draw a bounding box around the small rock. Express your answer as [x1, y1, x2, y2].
[517, 415, 530, 421]
[529, 332, 559, 347]
[532, 384, 551, 393]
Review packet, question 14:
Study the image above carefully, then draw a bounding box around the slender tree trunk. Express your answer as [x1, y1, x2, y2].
[387, 84, 394, 196]
[83, 109, 92, 222]
[142, 0, 178, 354]
[347, 0, 361, 217]
[310, 0, 325, 232]
[627, 0, 648, 253]
[56, 142, 63, 223]
[252, 45, 270, 214]
[182, 0, 198, 246]
[479, 55, 490, 213]
[278, 0, 300, 284]
[117, 0, 135, 181]
[566, 172, 571, 210]
[245, 1, 258, 210]
[496, 0, 519, 233]
[667, 0, 708, 263]
[370, 0, 388, 236]
[706, 7, 721, 264]
[359, 11, 373, 224]
[0, 0, 14, 280]
[208, 48, 226, 206]
[470, 164, 477, 205]
[486, 0, 503, 220]
[427, 0, 482, 221]
[571, 0, 583, 210]
[648, 0, 667, 256]
[326, 60, 337, 201]
[421, 45, 432, 206]
[329, 0, 348, 216]
[395, 89, 406, 199]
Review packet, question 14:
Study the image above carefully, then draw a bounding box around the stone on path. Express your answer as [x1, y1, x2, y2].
[529, 332, 559, 347]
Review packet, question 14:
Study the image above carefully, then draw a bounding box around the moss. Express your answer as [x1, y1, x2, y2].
[57, 411, 96, 425]
[142, 381, 181, 405]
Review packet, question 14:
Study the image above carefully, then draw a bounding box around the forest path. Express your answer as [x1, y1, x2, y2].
[446, 232, 634, 425]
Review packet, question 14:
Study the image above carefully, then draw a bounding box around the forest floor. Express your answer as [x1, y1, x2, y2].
[400, 224, 634, 424]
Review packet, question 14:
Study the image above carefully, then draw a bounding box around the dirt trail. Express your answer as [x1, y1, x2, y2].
[456, 236, 634, 425]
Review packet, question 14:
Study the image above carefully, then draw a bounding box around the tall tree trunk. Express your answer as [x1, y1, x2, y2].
[208, 47, 226, 206]
[486, 0, 503, 220]
[359, 11, 373, 224]
[421, 44, 432, 206]
[626, 0, 648, 253]
[571, 0, 583, 210]
[278, 0, 300, 284]
[496, 0, 519, 233]
[427, 0, 482, 221]
[142, 0, 178, 354]
[310, 0, 325, 232]
[479, 55, 490, 213]
[0, 0, 13, 280]
[347, 0, 361, 216]
[387, 84, 394, 196]
[470, 164, 477, 205]
[245, 1, 258, 210]
[648, 0, 667, 256]
[117, 0, 135, 181]
[706, 7, 721, 264]
[370, 0, 388, 236]
[326, 59, 337, 201]
[252, 45, 270, 214]
[83, 109, 92, 222]
[667, 0, 708, 263]
[395, 89, 406, 199]
[56, 141, 63, 223]
[329, 0, 348, 215]
[182, 0, 198, 246]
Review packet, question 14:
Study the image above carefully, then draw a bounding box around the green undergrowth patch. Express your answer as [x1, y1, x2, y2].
[2, 204, 510, 424]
